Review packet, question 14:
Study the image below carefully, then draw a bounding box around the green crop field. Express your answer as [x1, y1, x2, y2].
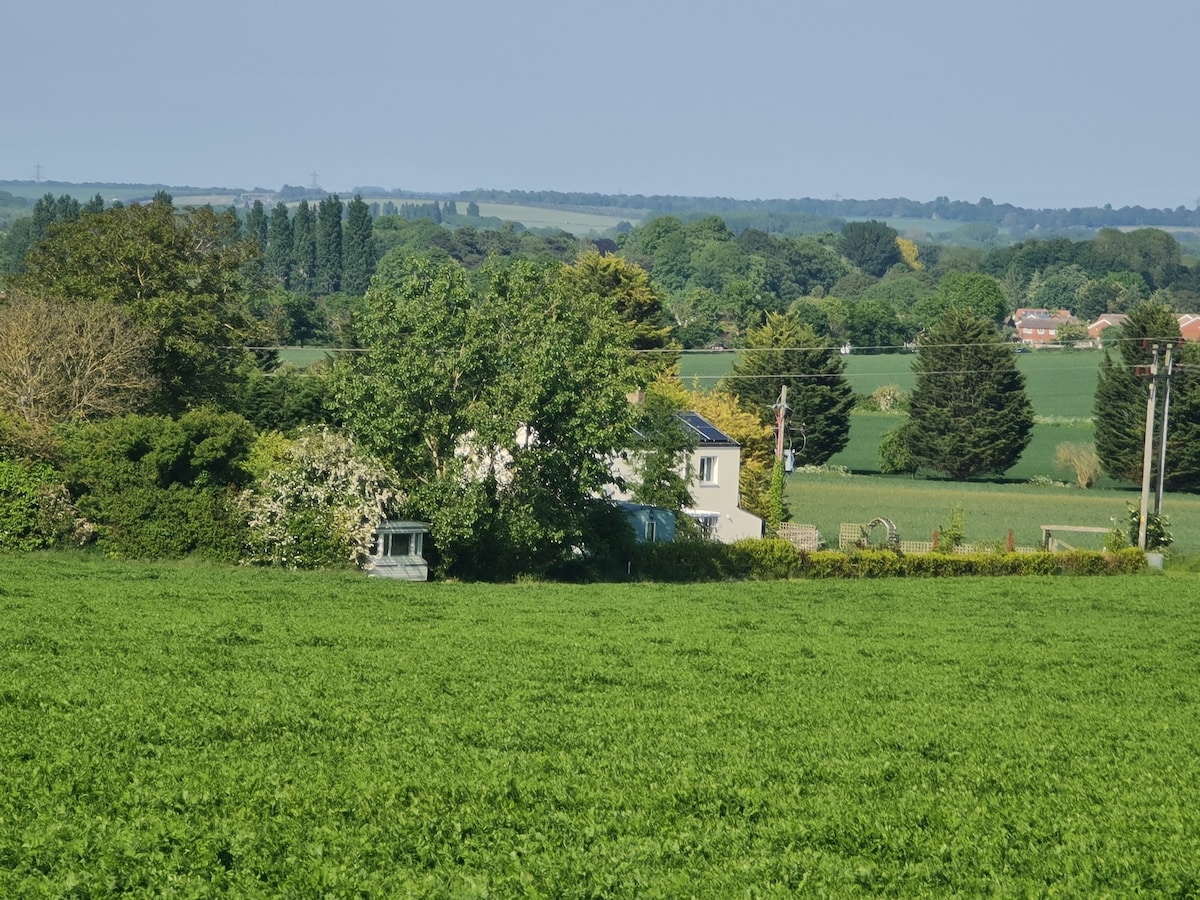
[679, 349, 1105, 421]
[2, 556, 1198, 895]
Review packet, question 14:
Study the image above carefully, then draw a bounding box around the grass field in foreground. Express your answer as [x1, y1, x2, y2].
[2, 556, 1198, 896]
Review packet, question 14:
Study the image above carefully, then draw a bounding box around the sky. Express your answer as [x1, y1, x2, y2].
[4, 0, 1197, 211]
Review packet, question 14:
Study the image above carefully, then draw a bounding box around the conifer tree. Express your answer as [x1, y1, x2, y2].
[904, 307, 1033, 480]
[721, 312, 853, 466]
[1093, 298, 1197, 489]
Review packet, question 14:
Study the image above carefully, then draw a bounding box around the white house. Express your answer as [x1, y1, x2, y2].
[608, 411, 763, 543]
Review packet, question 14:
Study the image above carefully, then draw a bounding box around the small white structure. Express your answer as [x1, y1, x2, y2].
[365, 520, 430, 580]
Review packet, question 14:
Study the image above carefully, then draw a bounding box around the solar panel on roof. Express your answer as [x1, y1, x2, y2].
[679, 411, 733, 443]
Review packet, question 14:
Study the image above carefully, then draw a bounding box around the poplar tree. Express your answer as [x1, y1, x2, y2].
[245, 200, 268, 252]
[264, 203, 293, 287]
[290, 200, 317, 296]
[341, 194, 377, 296]
[315, 194, 343, 295]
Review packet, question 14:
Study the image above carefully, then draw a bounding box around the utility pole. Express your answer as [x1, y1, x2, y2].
[1136, 344, 1160, 551]
[773, 384, 789, 463]
[1154, 341, 1178, 514]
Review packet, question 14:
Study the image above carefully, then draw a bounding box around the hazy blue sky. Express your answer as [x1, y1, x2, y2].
[5, 0, 1196, 210]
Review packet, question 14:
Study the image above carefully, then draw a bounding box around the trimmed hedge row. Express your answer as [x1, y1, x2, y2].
[629, 538, 1148, 582]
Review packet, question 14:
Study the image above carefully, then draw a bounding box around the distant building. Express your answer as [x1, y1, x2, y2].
[1012, 308, 1078, 345]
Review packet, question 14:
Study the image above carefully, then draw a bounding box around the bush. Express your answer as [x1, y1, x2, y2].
[626, 540, 1148, 581]
[1055, 442, 1102, 488]
[0, 459, 90, 551]
[239, 427, 402, 570]
[59, 411, 256, 559]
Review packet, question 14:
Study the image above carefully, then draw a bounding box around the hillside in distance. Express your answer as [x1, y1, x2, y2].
[4, 179, 1200, 242]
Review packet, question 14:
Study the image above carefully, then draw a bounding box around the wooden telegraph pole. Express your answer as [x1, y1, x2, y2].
[1136, 344, 1160, 551]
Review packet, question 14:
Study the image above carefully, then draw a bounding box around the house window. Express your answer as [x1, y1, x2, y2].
[694, 514, 718, 539]
[698, 456, 717, 485]
[645, 520, 657, 543]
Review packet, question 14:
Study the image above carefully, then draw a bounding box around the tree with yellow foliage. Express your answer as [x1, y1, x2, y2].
[896, 236, 923, 271]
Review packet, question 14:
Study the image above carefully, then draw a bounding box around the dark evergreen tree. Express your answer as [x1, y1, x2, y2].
[291, 200, 317, 296]
[1093, 299, 1185, 485]
[151, 190, 174, 207]
[83, 193, 105, 215]
[341, 194, 378, 296]
[904, 307, 1033, 480]
[315, 194, 343, 295]
[721, 312, 853, 466]
[264, 203, 293, 287]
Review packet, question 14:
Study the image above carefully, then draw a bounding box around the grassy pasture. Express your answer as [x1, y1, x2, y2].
[2, 556, 1198, 896]
[782, 470, 1200, 555]
[679, 349, 1104, 421]
[470, 202, 637, 235]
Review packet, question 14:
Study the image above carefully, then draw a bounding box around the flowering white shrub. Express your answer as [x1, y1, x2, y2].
[239, 427, 402, 569]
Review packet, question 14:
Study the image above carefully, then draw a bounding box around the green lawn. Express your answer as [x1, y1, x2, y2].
[2, 557, 1197, 896]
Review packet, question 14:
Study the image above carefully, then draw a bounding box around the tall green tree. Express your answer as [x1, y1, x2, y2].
[291, 200, 317, 296]
[315, 194, 343, 295]
[341, 194, 377, 297]
[331, 253, 633, 579]
[245, 200, 268, 253]
[264, 202, 293, 288]
[721, 312, 854, 465]
[838, 220, 901, 277]
[559, 251, 676, 387]
[903, 307, 1033, 480]
[1093, 299, 1193, 487]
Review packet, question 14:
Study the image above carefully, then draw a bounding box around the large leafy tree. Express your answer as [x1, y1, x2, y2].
[838, 220, 901, 277]
[0, 293, 157, 435]
[903, 307, 1033, 480]
[330, 253, 633, 578]
[1093, 299, 1197, 488]
[558, 251, 676, 387]
[14, 203, 256, 412]
[721, 312, 853, 466]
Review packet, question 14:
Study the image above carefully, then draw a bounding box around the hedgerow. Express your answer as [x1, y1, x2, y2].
[629, 539, 1147, 581]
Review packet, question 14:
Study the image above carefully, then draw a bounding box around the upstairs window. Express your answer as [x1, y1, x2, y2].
[698, 456, 717, 485]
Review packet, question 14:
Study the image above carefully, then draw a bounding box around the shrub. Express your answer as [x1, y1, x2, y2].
[239, 427, 402, 570]
[0, 459, 91, 551]
[1055, 442, 1102, 488]
[58, 412, 256, 559]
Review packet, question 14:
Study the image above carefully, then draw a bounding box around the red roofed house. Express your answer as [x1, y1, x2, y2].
[1012, 308, 1078, 345]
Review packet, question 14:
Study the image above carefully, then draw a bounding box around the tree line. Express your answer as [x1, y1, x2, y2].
[1, 197, 1198, 577]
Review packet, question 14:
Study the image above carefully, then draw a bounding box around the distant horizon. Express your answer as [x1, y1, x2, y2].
[3, 175, 1193, 215]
